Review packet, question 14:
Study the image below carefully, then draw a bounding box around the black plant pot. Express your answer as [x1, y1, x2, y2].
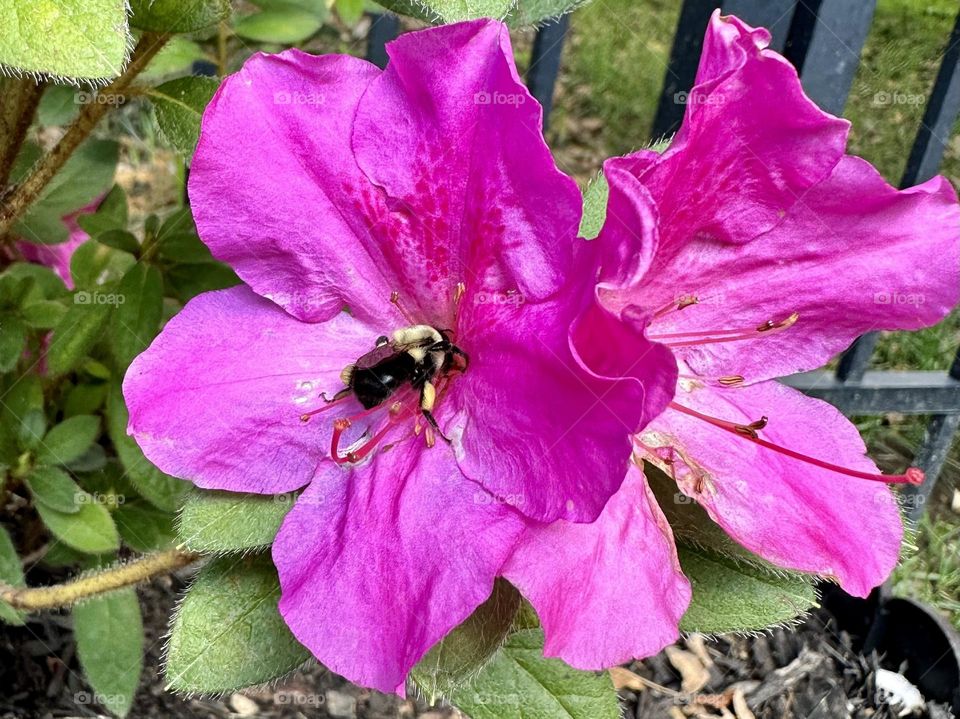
[821, 583, 960, 714]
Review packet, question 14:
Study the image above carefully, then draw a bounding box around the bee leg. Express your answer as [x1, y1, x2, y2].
[420, 382, 451, 443]
[321, 388, 351, 404]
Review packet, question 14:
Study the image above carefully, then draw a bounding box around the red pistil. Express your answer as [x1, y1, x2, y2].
[669, 401, 923, 485]
[331, 398, 417, 466]
[650, 312, 800, 348]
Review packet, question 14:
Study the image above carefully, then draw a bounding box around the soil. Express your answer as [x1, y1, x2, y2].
[0, 572, 956, 719]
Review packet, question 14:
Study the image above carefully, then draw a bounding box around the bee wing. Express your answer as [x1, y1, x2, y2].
[354, 344, 398, 370]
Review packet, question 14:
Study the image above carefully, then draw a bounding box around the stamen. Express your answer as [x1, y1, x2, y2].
[718, 375, 745, 386]
[454, 282, 466, 306]
[650, 313, 799, 348]
[653, 295, 699, 319]
[678, 373, 746, 387]
[390, 290, 417, 324]
[669, 401, 923, 485]
[300, 393, 350, 422]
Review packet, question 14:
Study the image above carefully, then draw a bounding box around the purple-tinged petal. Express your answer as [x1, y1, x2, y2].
[449, 249, 678, 523]
[17, 199, 98, 289]
[190, 52, 409, 327]
[124, 286, 376, 494]
[274, 444, 523, 694]
[640, 11, 849, 248]
[637, 380, 903, 597]
[502, 464, 691, 668]
[623, 156, 960, 382]
[352, 20, 582, 324]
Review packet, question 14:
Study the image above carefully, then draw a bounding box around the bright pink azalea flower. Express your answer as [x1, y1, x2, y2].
[123, 20, 677, 692]
[16, 200, 97, 288]
[497, 9, 960, 674]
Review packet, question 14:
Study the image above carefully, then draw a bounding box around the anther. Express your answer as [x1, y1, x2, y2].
[718, 375, 745, 386]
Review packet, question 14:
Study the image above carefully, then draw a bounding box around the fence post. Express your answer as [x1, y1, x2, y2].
[526, 15, 570, 132]
[365, 12, 401, 70]
[783, 0, 877, 116]
[721, 0, 797, 51]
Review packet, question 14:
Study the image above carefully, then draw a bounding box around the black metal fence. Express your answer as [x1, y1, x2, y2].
[366, 1, 960, 524]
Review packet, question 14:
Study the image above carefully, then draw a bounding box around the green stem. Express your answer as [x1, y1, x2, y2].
[0, 77, 46, 189]
[0, 33, 171, 240]
[0, 548, 200, 611]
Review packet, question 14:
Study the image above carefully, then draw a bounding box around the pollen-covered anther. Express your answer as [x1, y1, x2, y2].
[677, 295, 699, 310]
[334, 418, 352, 431]
[454, 281, 466, 305]
[757, 312, 799, 333]
[733, 415, 768, 439]
[718, 375, 745, 386]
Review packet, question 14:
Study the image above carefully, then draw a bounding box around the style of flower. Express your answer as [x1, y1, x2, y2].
[495, 10, 960, 673]
[122, 20, 677, 692]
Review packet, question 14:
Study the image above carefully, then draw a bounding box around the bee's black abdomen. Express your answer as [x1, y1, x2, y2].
[350, 353, 417, 409]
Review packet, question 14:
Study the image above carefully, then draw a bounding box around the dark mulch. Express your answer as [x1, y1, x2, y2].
[2, 572, 957, 718]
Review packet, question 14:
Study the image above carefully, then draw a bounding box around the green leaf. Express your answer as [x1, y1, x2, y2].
[37, 84, 80, 126]
[148, 76, 219, 157]
[678, 545, 817, 634]
[235, 7, 325, 44]
[76, 185, 128, 237]
[106, 383, 191, 512]
[15, 140, 119, 245]
[21, 299, 68, 330]
[177, 489, 296, 553]
[74, 588, 143, 718]
[130, 0, 231, 33]
[26, 465, 83, 513]
[142, 36, 208, 80]
[579, 172, 608, 240]
[412, 579, 520, 702]
[335, 0, 365, 24]
[45, 294, 111, 377]
[376, 0, 586, 25]
[506, 0, 588, 25]
[95, 230, 140, 255]
[63, 382, 109, 417]
[165, 554, 311, 693]
[0, 0, 130, 81]
[447, 628, 619, 719]
[0, 525, 26, 625]
[70, 239, 136, 290]
[1, 263, 69, 300]
[36, 498, 120, 554]
[38, 414, 99, 465]
[0, 315, 27, 372]
[115, 501, 176, 552]
[109, 264, 163, 369]
[17, 409, 48, 451]
[166, 262, 239, 302]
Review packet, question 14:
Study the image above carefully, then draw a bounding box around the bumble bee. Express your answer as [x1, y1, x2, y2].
[331, 325, 468, 439]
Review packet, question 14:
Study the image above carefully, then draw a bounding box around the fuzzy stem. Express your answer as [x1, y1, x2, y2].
[0, 77, 46, 189]
[0, 548, 200, 611]
[0, 33, 170, 239]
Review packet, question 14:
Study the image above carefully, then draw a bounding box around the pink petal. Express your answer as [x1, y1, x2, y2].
[450, 256, 678, 523]
[644, 11, 849, 248]
[274, 445, 523, 693]
[16, 198, 99, 289]
[637, 380, 903, 597]
[189, 52, 404, 327]
[626, 155, 960, 382]
[352, 19, 583, 324]
[502, 464, 691, 668]
[124, 286, 375, 494]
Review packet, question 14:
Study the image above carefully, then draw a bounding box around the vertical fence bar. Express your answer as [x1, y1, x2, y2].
[365, 12, 401, 70]
[902, 9, 960, 187]
[651, 0, 715, 139]
[784, 0, 877, 116]
[526, 15, 570, 132]
[721, 0, 797, 52]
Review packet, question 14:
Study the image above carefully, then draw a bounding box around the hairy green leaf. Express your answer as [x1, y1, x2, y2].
[74, 588, 143, 717]
[177, 489, 296, 553]
[165, 554, 311, 693]
[36, 498, 119, 554]
[26, 465, 83, 513]
[148, 76, 219, 157]
[130, 0, 231, 33]
[0, 526, 25, 624]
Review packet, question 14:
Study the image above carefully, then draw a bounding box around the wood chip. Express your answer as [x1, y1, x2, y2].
[666, 645, 711, 694]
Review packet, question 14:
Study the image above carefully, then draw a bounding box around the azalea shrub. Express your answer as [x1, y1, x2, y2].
[0, 2, 958, 719]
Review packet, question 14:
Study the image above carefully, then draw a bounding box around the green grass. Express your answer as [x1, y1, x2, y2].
[557, 0, 960, 627]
